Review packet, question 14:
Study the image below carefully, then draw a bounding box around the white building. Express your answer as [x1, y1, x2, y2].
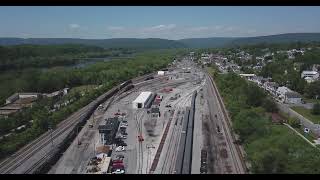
[132, 91, 152, 109]
[285, 92, 302, 104]
[5, 93, 39, 104]
[301, 71, 319, 80]
[276, 86, 292, 97]
[304, 77, 315, 83]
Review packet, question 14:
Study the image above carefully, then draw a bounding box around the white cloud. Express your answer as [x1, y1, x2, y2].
[214, 25, 223, 30]
[189, 26, 210, 32]
[69, 24, 80, 29]
[142, 24, 177, 32]
[107, 26, 125, 31]
[247, 29, 257, 34]
[225, 27, 234, 31]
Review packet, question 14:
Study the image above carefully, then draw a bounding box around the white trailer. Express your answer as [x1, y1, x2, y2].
[157, 71, 165, 76]
[132, 92, 152, 109]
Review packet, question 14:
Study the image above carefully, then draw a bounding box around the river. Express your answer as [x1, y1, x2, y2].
[41, 55, 134, 71]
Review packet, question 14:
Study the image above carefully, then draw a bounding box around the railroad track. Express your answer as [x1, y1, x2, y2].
[0, 78, 136, 174]
[134, 110, 145, 174]
[0, 105, 90, 174]
[159, 89, 195, 174]
[206, 73, 246, 174]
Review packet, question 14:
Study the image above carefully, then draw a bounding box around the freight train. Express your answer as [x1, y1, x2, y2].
[175, 90, 197, 174]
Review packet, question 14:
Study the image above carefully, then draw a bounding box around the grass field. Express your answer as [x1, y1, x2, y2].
[291, 106, 320, 124]
[294, 126, 316, 142]
[304, 98, 320, 104]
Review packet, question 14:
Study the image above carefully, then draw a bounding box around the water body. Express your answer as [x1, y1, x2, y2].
[42, 55, 134, 71]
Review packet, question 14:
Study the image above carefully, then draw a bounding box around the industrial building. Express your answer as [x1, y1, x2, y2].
[151, 107, 160, 118]
[132, 91, 153, 109]
[5, 93, 40, 105]
[98, 117, 120, 145]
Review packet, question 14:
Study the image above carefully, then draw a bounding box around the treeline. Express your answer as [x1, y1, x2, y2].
[0, 49, 183, 160]
[211, 70, 320, 173]
[0, 44, 135, 71]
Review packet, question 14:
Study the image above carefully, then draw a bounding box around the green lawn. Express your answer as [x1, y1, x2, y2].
[294, 126, 316, 142]
[291, 106, 320, 124]
[69, 85, 97, 94]
[304, 98, 320, 104]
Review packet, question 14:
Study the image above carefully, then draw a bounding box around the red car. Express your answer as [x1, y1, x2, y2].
[138, 135, 144, 142]
[114, 112, 121, 116]
[112, 159, 123, 164]
[112, 163, 124, 169]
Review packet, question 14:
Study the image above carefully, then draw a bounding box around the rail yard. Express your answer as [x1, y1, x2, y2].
[0, 55, 246, 174]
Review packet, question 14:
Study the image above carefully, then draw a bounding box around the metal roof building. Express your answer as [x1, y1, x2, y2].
[132, 91, 152, 109]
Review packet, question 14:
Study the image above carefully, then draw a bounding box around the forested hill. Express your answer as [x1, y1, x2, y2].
[179, 33, 320, 48]
[0, 38, 187, 49]
[1, 33, 320, 49]
[228, 33, 320, 46]
[177, 37, 238, 48]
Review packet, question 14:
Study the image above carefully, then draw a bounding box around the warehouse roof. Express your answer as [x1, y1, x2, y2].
[133, 91, 152, 103]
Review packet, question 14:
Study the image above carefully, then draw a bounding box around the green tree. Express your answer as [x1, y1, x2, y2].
[245, 83, 266, 107]
[233, 109, 268, 143]
[262, 98, 279, 113]
[251, 148, 288, 174]
[312, 103, 320, 115]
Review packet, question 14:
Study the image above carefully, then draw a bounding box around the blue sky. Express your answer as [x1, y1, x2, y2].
[0, 6, 319, 39]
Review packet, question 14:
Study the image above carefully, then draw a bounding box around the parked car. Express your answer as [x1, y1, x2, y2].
[116, 154, 125, 159]
[117, 142, 127, 147]
[120, 123, 128, 127]
[115, 146, 125, 152]
[112, 168, 125, 174]
[165, 104, 171, 108]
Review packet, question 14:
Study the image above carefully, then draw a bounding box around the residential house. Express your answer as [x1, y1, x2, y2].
[276, 86, 292, 101]
[285, 92, 302, 104]
[301, 71, 319, 83]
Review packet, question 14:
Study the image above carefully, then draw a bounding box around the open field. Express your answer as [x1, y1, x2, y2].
[291, 106, 320, 124]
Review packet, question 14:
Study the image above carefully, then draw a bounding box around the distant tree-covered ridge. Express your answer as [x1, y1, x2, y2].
[0, 38, 187, 49]
[1, 33, 320, 49]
